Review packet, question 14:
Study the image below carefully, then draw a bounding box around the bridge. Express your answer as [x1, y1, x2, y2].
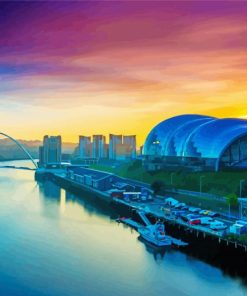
[0, 132, 38, 169]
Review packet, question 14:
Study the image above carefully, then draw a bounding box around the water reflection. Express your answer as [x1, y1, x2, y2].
[0, 161, 247, 296]
[138, 236, 167, 262]
[38, 179, 247, 281]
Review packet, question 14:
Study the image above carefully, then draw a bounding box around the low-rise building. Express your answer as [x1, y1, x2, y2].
[67, 166, 116, 191]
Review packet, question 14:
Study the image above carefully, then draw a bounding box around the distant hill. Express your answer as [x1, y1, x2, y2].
[0, 138, 77, 161]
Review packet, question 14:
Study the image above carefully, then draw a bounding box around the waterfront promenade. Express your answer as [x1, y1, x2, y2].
[35, 167, 247, 253]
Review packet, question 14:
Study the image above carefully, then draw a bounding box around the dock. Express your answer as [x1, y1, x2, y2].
[116, 213, 188, 247]
[116, 217, 142, 230]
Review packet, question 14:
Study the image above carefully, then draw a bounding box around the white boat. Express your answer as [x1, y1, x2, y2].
[138, 222, 172, 247]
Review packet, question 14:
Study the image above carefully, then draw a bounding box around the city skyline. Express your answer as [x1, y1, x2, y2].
[1, 1, 247, 146]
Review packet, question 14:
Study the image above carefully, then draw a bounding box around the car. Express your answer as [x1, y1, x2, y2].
[174, 202, 186, 209]
[229, 223, 247, 235]
[181, 213, 200, 222]
[180, 205, 189, 210]
[188, 218, 201, 225]
[199, 210, 210, 215]
[208, 211, 219, 217]
[209, 220, 227, 230]
[172, 210, 187, 218]
[164, 197, 179, 207]
[188, 207, 201, 213]
[181, 214, 190, 222]
[199, 217, 213, 225]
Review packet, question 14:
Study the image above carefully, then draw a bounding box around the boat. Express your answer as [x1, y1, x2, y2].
[138, 222, 172, 247]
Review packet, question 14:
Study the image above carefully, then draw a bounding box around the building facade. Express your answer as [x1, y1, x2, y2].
[143, 114, 247, 171]
[109, 134, 122, 159]
[39, 135, 62, 166]
[123, 135, 136, 158]
[79, 136, 92, 158]
[92, 135, 106, 159]
[109, 134, 137, 160]
[67, 166, 116, 191]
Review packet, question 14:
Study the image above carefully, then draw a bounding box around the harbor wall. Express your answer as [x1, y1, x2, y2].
[35, 170, 247, 279]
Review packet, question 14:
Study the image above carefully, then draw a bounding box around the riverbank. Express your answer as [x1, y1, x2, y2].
[3, 162, 247, 296]
[35, 168, 247, 251]
[88, 161, 247, 216]
[34, 168, 247, 283]
[90, 161, 247, 198]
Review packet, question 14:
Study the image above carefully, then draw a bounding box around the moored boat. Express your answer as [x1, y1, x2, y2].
[138, 222, 172, 247]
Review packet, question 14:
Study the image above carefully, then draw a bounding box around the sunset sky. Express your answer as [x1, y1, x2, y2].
[1, 1, 247, 146]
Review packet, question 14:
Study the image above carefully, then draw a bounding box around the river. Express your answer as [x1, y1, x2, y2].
[0, 160, 246, 296]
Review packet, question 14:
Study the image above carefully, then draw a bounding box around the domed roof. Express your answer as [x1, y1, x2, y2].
[143, 114, 247, 159]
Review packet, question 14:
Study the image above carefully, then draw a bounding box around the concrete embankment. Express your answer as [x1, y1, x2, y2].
[35, 170, 112, 204]
[35, 169, 247, 270]
[111, 200, 247, 279]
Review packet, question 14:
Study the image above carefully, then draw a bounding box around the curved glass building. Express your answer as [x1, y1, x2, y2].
[143, 114, 247, 171]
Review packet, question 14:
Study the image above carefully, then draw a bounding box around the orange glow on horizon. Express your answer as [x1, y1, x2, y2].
[1, 2, 247, 147]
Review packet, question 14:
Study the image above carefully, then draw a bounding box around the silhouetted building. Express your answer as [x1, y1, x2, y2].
[79, 136, 92, 158]
[92, 135, 106, 159]
[61, 153, 71, 162]
[139, 145, 144, 156]
[115, 143, 133, 160]
[123, 135, 136, 158]
[39, 146, 44, 166]
[109, 134, 136, 160]
[109, 134, 122, 159]
[39, 135, 62, 166]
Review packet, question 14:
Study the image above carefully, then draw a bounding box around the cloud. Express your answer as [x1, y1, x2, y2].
[1, 1, 247, 142]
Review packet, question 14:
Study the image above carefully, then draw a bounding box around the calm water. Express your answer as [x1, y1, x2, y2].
[0, 160, 246, 296]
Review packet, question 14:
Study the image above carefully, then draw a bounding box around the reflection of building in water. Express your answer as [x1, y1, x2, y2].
[42, 180, 61, 199]
[60, 191, 66, 214]
[37, 180, 62, 218]
[138, 237, 166, 261]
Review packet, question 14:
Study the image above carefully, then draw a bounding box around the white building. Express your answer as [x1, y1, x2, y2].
[92, 135, 106, 159]
[109, 134, 122, 159]
[123, 135, 136, 159]
[79, 136, 92, 158]
[39, 135, 62, 166]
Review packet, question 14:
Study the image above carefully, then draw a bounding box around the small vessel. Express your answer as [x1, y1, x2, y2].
[138, 222, 172, 247]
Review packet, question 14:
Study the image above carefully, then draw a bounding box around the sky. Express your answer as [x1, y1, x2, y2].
[1, 1, 247, 146]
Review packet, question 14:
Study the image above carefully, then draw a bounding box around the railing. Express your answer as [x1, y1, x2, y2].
[167, 188, 227, 201]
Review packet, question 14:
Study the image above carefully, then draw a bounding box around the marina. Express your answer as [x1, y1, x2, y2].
[116, 212, 188, 247]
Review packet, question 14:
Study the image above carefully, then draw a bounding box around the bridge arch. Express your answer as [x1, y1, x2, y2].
[0, 132, 37, 169]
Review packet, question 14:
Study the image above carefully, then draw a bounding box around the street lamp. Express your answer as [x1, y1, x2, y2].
[199, 175, 205, 195]
[170, 172, 175, 186]
[240, 179, 245, 198]
[152, 140, 160, 156]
